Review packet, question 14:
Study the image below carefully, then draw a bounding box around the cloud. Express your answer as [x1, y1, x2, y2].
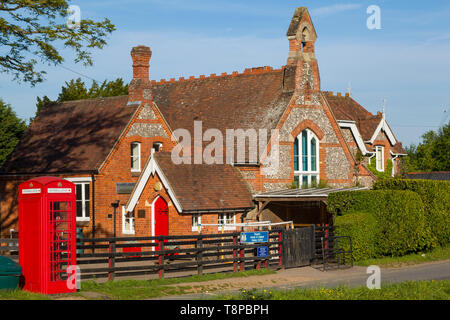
[311, 3, 362, 17]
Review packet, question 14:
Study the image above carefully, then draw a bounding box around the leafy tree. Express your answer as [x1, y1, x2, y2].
[0, 99, 27, 166]
[0, 0, 115, 85]
[402, 121, 450, 173]
[35, 77, 128, 115]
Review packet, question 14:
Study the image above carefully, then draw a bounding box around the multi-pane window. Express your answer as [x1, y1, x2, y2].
[218, 213, 236, 231]
[131, 142, 141, 172]
[376, 146, 384, 172]
[192, 214, 201, 232]
[294, 129, 320, 188]
[75, 183, 90, 220]
[122, 207, 135, 235]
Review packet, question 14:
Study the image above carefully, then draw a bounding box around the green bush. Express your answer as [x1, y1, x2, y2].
[374, 179, 450, 246]
[335, 212, 378, 261]
[329, 190, 434, 257]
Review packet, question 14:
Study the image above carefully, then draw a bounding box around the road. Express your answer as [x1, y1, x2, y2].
[154, 259, 450, 300]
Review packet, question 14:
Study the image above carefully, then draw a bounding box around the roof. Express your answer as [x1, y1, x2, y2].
[1, 96, 137, 174]
[323, 93, 406, 154]
[151, 68, 294, 163]
[152, 68, 292, 137]
[154, 152, 255, 212]
[254, 187, 369, 201]
[406, 172, 450, 181]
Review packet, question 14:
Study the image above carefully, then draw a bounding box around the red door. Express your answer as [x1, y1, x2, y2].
[154, 197, 169, 250]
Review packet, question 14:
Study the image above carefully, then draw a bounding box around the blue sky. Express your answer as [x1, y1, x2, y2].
[1, 0, 449, 146]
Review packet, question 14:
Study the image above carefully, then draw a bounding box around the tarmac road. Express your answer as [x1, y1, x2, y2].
[154, 259, 450, 300]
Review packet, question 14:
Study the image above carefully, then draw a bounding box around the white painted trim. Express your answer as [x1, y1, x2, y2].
[121, 206, 135, 235]
[337, 121, 373, 155]
[150, 196, 159, 251]
[191, 214, 202, 232]
[218, 212, 237, 231]
[66, 177, 92, 182]
[390, 150, 408, 156]
[375, 146, 385, 172]
[367, 119, 397, 146]
[130, 142, 141, 172]
[125, 152, 183, 214]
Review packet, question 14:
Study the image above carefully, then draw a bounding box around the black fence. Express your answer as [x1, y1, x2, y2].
[314, 225, 353, 271]
[1, 226, 353, 280]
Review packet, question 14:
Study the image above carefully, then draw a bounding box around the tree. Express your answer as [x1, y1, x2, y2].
[403, 121, 450, 173]
[0, 99, 27, 167]
[0, 0, 115, 85]
[35, 77, 128, 115]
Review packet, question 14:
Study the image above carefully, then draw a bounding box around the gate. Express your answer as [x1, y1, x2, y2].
[282, 226, 315, 268]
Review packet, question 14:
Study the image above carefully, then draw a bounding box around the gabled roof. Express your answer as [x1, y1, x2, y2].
[126, 152, 255, 213]
[1, 96, 138, 174]
[323, 93, 405, 154]
[152, 68, 292, 138]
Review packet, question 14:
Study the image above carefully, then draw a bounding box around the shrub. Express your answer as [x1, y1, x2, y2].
[374, 179, 450, 246]
[329, 190, 434, 257]
[335, 212, 378, 261]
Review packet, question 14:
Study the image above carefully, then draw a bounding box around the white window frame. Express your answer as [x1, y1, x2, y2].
[66, 177, 91, 222]
[375, 146, 385, 172]
[122, 206, 135, 235]
[131, 142, 141, 172]
[294, 129, 320, 188]
[218, 212, 236, 231]
[192, 214, 202, 232]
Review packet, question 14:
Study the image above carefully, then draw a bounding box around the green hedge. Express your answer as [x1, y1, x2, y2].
[374, 179, 450, 246]
[329, 190, 435, 258]
[335, 212, 378, 261]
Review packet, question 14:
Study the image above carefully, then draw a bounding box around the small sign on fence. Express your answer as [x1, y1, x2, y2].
[240, 231, 269, 244]
[257, 246, 269, 258]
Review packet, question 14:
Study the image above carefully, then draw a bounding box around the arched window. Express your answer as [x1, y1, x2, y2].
[294, 129, 319, 188]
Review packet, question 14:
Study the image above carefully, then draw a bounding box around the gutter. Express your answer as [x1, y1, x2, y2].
[182, 206, 255, 215]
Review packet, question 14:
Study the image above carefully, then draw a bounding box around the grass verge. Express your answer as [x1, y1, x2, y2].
[355, 245, 450, 268]
[216, 280, 450, 300]
[0, 269, 275, 300]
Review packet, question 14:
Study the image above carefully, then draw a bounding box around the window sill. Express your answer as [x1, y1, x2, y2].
[122, 231, 135, 235]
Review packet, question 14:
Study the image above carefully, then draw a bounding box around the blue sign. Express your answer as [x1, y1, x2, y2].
[240, 231, 269, 244]
[257, 246, 269, 258]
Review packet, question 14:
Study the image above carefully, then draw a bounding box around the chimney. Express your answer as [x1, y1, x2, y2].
[128, 45, 152, 104]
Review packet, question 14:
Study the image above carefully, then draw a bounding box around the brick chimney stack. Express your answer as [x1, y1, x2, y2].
[128, 45, 152, 104]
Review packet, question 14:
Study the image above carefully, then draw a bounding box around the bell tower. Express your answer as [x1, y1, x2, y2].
[286, 7, 321, 104]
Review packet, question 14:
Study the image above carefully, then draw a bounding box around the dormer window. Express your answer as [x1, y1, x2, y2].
[131, 142, 141, 172]
[375, 146, 384, 172]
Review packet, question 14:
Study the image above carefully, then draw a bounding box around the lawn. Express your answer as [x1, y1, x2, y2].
[217, 280, 450, 300]
[0, 269, 275, 300]
[355, 245, 450, 268]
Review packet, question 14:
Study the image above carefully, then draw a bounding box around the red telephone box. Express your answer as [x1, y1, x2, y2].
[18, 177, 77, 294]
